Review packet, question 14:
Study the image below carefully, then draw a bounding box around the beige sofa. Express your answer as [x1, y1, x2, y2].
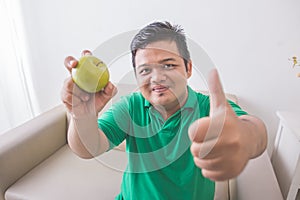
[0, 85, 283, 200]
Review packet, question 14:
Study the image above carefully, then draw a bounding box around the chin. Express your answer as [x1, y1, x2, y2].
[151, 94, 176, 106]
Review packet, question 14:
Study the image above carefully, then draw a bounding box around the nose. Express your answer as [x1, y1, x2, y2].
[151, 68, 166, 83]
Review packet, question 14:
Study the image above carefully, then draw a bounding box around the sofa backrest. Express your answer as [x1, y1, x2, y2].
[0, 105, 67, 200]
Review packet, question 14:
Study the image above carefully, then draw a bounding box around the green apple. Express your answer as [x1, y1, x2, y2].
[72, 55, 109, 93]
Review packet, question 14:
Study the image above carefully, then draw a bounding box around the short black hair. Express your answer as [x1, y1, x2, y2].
[130, 21, 190, 70]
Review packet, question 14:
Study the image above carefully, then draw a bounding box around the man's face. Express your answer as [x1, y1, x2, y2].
[135, 40, 192, 111]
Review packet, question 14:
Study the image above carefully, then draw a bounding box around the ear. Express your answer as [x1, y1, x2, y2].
[186, 60, 192, 78]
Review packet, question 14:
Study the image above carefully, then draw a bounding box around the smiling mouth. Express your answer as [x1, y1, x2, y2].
[152, 85, 169, 93]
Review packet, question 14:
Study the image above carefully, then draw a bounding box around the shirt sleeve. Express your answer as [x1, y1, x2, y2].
[204, 94, 248, 117]
[98, 96, 131, 150]
[228, 100, 248, 116]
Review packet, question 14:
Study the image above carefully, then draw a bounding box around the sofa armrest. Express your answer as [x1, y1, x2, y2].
[0, 105, 67, 200]
[235, 151, 283, 200]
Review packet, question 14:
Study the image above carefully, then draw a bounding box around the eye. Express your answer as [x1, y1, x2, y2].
[139, 68, 151, 75]
[163, 64, 176, 69]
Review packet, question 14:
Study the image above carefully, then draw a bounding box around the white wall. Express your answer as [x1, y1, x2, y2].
[18, 0, 300, 154]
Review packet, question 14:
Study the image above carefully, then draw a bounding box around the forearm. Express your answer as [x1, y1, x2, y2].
[67, 114, 109, 159]
[239, 115, 268, 159]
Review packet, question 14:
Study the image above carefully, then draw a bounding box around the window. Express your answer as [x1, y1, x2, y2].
[0, 0, 37, 134]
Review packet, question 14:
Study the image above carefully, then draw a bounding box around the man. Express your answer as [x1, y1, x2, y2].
[61, 21, 267, 199]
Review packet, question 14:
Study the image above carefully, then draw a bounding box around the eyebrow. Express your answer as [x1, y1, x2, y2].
[137, 58, 177, 68]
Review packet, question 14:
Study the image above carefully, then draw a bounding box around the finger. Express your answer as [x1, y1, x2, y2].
[196, 69, 228, 150]
[81, 50, 92, 56]
[64, 56, 78, 73]
[63, 102, 72, 113]
[62, 91, 83, 108]
[72, 83, 91, 102]
[189, 117, 225, 143]
[188, 117, 210, 142]
[193, 151, 231, 181]
[201, 169, 228, 181]
[190, 138, 222, 159]
[193, 156, 224, 171]
[61, 84, 85, 113]
[63, 77, 90, 102]
[208, 69, 227, 116]
[94, 82, 118, 111]
[61, 82, 87, 108]
[101, 82, 118, 98]
[189, 69, 227, 143]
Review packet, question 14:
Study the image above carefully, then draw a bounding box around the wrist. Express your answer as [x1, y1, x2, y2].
[239, 116, 267, 159]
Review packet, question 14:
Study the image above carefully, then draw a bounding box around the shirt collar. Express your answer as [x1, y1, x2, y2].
[182, 86, 198, 110]
[144, 98, 151, 108]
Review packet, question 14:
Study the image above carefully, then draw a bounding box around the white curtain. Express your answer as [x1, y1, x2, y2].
[0, 0, 37, 134]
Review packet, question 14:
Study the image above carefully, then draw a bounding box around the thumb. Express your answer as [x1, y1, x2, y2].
[208, 69, 227, 116]
[188, 69, 228, 159]
[64, 56, 78, 73]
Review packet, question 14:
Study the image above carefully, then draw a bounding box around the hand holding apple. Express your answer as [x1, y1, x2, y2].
[72, 55, 109, 93]
[61, 51, 117, 117]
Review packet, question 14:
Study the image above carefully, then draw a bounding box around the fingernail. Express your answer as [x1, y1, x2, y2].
[82, 50, 92, 56]
[69, 60, 76, 66]
[108, 83, 113, 89]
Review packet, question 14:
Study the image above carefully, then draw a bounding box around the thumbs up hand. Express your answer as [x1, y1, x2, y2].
[188, 69, 267, 181]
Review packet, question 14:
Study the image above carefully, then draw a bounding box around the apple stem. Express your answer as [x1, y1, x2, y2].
[96, 61, 103, 66]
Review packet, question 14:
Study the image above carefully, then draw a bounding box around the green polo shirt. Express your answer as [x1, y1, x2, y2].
[98, 86, 247, 200]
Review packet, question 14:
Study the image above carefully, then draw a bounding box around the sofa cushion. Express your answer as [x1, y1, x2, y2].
[6, 143, 233, 200]
[5, 145, 125, 200]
